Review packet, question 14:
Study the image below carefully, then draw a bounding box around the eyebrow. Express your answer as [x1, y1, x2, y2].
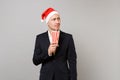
[51, 17, 60, 20]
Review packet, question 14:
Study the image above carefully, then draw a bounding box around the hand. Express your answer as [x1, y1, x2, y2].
[48, 43, 58, 56]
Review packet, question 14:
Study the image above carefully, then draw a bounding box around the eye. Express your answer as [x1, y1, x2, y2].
[53, 18, 56, 21]
[52, 18, 56, 21]
[57, 17, 60, 20]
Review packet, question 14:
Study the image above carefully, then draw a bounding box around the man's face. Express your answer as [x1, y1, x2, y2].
[47, 14, 61, 31]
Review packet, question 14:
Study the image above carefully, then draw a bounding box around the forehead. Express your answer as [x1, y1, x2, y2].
[50, 14, 60, 19]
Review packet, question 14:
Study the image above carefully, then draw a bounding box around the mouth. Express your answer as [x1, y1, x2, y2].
[55, 24, 60, 27]
[54, 26, 60, 31]
[55, 25, 60, 28]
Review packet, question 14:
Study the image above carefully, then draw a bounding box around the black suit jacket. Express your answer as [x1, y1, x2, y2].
[33, 31, 77, 80]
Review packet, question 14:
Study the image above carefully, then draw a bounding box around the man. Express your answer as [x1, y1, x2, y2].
[32, 7, 77, 80]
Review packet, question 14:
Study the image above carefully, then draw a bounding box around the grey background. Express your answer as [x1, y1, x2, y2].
[0, 0, 120, 80]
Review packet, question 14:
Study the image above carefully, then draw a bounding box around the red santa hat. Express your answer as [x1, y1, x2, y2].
[41, 7, 59, 23]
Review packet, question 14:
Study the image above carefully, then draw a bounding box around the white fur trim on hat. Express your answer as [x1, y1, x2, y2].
[46, 11, 59, 23]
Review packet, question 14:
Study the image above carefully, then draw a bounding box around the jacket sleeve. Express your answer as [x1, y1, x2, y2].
[32, 36, 53, 66]
[67, 35, 77, 80]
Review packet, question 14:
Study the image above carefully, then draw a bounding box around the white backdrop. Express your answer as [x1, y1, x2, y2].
[0, 0, 120, 80]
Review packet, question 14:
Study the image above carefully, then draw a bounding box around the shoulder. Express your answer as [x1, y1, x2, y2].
[60, 31, 73, 38]
[36, 31, 47, 38]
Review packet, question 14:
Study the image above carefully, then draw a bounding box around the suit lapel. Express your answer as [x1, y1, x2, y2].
[43, 31, 50, 50]
[58, 31, 65, 46]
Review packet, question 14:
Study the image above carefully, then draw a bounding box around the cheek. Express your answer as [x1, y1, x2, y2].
[48, 22, 55, 27]
[51, 23, 55, 26]
[49, 23, 54, 28]
[48, 23, 52, 26]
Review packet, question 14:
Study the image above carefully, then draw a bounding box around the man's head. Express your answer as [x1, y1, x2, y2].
[41, 8, 61, 31]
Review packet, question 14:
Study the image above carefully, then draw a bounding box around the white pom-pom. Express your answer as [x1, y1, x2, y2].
[41, 19, 44, 22]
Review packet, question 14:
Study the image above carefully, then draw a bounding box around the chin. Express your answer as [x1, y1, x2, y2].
[56, 28, 60, 31]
